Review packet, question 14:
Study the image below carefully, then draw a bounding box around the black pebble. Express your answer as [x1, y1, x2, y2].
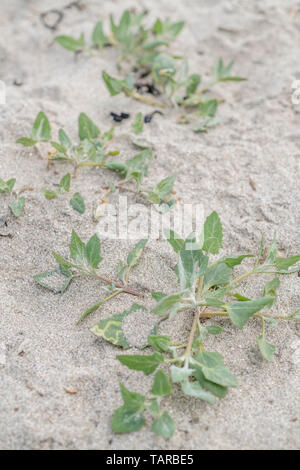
[110, 112, 130, 122]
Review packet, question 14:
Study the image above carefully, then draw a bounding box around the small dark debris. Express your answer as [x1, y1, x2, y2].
[298, 270, 300, 277]
[64, 0, 85, 10]
[249, 178, 256, 191]
[135, 82, 160, 96]
[40, 9, 64, 31]
[190, 417, 199, 424]
[110, 112, 130, 122]
[144, 110, 164, 123]
[13, 78, 23, 87]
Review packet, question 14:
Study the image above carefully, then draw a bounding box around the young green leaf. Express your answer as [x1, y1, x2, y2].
[226, 296, 274, 329]
[117, 352, 164, 375]
[192, 351, 237, 388]
[34, 268, 73, 294]
[132, 112, 144, 135]
[202, 211, 223, 254]
[164, 229, 184, 253]
[150, 370, 172, 396]
[170, 366, 194, 383]
[257, 335, 275, 361]
[203, 263, 231, 290]
[69, 230, 86, 265]
[112, 406, 145, 433]
[148, 335, 171, 352]
[102, 71, 133, 96]
[59, 173, 71, 193]
[91, 304, 146, 344]
[152, 293, 184, 316]
[120, 383, 146, 412]
[151, 411, 175, 438]
[275, 256, 300, 272]
[16, 137, 37, 147]
[70, 193, 85, 214]
[44, 189, 58, 200]
[127, 239, 148, 268]
[220, 254, 253, 268]
[186, 74, 201, 95]
[181, 380, 215, 403]
[0, 178, 16, 194]
[151, 292, 167, 302]
[78, 113, 100, 141]
[92, 21, 109, 48]
[192, 366, 227, 398]
[56, 33, 85, 52]
[58, 129, 72, 148]
[9, 197, 25, 217]
[31, 112, 51, 142]
[85, 233, 102, 269]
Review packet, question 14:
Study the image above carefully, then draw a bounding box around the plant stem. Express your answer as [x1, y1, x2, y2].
[185, 307, 205, 364]
[199, 311, 291, 320]
[78, 162, 106, 168]
[93, 272, 142, 297]
[76, 290, 122, 324]
[130, 91, 165, 108]
[231, 270, 254, 285]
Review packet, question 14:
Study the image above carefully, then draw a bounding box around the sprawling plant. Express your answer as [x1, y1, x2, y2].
[102, 57, 245, 131]
[17, 112, 176, 214]
[0, 177, 26, 217]
[56, 9, 184, 71]
[17, 111, 118, 175]
[89, 211, 300, 438]
[55, 9, 245, 132]
[34, 230, 147, 324]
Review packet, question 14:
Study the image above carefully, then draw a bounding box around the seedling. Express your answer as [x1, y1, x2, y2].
[56, 10, 184, 71]
[16, 111, 51, 158]
[44, 173, 85, 214]
[93, 211, 299, 438]
[0, 177, 26, 217]
[44, 173, 71, 200]
[34, 231, 147, 323]
[17, 111, 119, 176]
[102, 57, 245, 132]
[94, 151, 176, 218]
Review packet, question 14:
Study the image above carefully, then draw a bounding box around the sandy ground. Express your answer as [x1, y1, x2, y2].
[0, 0, 300, 450]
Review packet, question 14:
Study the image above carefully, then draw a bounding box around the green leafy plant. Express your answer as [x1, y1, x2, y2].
[17, 112, 118, 176]
[34, 231, 147, 323]
[44, 173, 85, 214]
[0, 177, 26, 217]
[102, 55, 245, 132]
[56, 10, 184, 70]
[94, 151, 176, 218]
[17, 111, 51, 157]
[97, 211, 299, 437]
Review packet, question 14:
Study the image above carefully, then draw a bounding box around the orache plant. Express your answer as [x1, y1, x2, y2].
[44, 172, 85, 214]
[56, 9, 184, 71]
[17, 112, 118, 176]
[0, 177, 26, 217]
[90, 211, 300, 438]
[102, 56, 245, 132]
[94, 150, 176, 219]
[34, 230, 147, 324]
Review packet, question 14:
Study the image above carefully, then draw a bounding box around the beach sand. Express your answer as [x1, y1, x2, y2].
[0, 0, 299, 449]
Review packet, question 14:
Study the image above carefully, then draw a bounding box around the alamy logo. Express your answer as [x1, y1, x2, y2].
[0, 81, 6, 105]
[96, 196, 205, 241]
